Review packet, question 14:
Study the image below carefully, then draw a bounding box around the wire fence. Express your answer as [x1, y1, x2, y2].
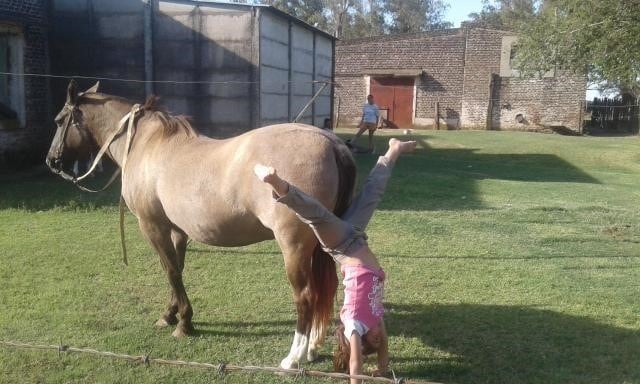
[0, 71, 334, 87]
[0, 340, 442, 384]
[0, 70, 595, 100]
[584, 98, 640, 134]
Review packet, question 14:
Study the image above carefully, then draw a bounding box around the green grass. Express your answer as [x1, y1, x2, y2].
[1, 129, 640, 383]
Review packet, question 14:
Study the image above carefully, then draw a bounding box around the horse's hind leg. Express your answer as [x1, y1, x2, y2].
[274, 228, 317, 369]
[155, 229, 188, 329]
[139, 219, 193, 338]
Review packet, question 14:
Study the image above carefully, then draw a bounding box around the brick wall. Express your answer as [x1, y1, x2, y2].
[335, 74, 367, 126]
[413, 35, 465, 128]
[460, 28, 508, 129]
[0, 0, 51, 169]
[335, 29, 466, 127]
[335, 27, 586, 132]
[493, 73, 586, 131]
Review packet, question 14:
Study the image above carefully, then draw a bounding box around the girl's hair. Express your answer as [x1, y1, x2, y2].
[333, 324, 377, 372]
[333, 325, 350, 372]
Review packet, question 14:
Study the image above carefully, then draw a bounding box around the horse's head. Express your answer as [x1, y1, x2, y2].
[46, 80, 100, 173]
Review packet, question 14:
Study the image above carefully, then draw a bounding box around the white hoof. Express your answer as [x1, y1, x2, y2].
[307, 347, 319, 362]
[171, 327, 188, 338]
[281, 331, 309, 369]
[154, 318, 172, 328]
[280, 356, 301, 370]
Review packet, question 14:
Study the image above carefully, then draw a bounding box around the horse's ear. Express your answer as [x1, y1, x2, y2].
[85, 81, 100, 94]
[66, 79, 79, 105]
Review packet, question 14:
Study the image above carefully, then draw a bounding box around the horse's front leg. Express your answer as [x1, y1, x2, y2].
[139, 219, 194, 338]
[154, 229, 188, 329]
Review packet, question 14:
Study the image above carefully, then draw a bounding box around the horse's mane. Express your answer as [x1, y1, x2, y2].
[141, 95, 198, 138]
[80, 93, 198, 138]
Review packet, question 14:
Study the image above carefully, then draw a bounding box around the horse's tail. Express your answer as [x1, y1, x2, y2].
[309, 140, 356, 345]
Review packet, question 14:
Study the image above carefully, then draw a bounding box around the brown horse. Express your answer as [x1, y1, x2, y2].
[46, 80, 356, 368]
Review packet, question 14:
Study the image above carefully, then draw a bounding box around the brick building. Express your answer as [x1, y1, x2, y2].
[0, 0, 50, 168]
[335, 27, 586, 131]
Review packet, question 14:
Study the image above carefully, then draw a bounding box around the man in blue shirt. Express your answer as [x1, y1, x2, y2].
[348, 94, 379, 153]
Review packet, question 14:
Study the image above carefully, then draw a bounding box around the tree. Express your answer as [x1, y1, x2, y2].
[466, 0, 538, 30]
[263, 0, 328, 29]
[264, 0, 355, 38]
[323, 0, 356, 38]
[264, 0, 451, 38]
[384, 0, 452, 33]
[318, 0, 387, 39]
[342, 0, 387, 38]
[513, 0, 640, 97]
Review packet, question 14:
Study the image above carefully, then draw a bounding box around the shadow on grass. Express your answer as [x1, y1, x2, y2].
[0, 165, 121, 211]
[192, 319, 294, 337]
[386, 303, 640, 384]
[343, 134, 600, 211]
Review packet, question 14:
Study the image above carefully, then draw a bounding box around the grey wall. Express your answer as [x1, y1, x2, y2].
[49, 0, 146, 107]
[259, 11, 289, 125]
[259, 10, 334, 128]
[154, 1, 257, 137]
[313, 34, 332, 127]
[48, 0, 334, 138]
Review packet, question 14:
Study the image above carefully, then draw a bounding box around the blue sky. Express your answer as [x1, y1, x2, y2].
[444, 0, 486, 27]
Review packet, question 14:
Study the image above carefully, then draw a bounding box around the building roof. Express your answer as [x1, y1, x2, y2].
[337, 26, 512, 46]
[163, 0, 336, 40]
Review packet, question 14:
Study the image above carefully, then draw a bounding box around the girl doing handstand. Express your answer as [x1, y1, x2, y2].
[255, 138, 417, 384]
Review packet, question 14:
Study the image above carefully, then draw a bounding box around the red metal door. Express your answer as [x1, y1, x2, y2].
[370, 78, 394, 123]
[370, 77, 414, 127]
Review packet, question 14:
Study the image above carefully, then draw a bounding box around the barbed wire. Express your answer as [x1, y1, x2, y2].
[0, 340, 442, 384]
[586, 104, 640, 109]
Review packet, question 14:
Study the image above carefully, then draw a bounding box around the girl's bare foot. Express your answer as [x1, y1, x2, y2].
[254, 164, 289, 197]
[254, 164, 275, 182]
[385, 138, 417, 163]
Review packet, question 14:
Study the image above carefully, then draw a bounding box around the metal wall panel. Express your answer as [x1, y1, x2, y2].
[259, 11, 290, 124]
[290, 24, 313, 123]
[155, 1, 255, 135]
[313, 34, 333, 126]
[49, 0, 145, 102]
[259, 11, 334, 127]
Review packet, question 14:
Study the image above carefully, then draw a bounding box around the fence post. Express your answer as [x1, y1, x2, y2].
[485, 74, 497, 130]
[434, 101, 439, 130]
[578, 100, 584, 134]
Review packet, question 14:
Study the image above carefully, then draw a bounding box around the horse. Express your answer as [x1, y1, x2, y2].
[45, 80, 356, 369]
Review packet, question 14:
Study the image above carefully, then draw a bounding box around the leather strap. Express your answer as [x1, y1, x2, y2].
[52, 104, 142, 193]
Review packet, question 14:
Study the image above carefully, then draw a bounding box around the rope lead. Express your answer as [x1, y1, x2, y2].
[0, 340, 438, 384]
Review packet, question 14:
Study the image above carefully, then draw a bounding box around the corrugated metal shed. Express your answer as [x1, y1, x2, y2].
[48, 0, 336, 137]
